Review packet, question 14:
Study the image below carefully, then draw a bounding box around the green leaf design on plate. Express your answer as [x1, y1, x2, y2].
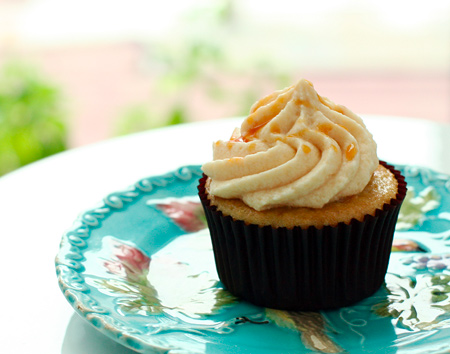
[265, 309, 342, 353]
[397, 186, 440, 230]
[95, 235, 236, 318]
[94, 278, 162, 316]
[373, 273, 450, 331]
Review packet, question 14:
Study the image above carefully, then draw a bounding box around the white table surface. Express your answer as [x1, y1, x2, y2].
[1, 115, 450, 353]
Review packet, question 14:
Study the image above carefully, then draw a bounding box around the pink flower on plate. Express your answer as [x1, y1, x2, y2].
[392, 239, 426, 252]
[156, 200, 206, 233]
[104, 241, 151, 284]
[115, 244, 151, 272]
[104, 260, 127, 277]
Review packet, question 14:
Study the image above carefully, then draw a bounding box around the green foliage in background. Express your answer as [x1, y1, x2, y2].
[115, 0, 290, 136]
[115, 104, 189, 134]
[0, 61, 67, 176]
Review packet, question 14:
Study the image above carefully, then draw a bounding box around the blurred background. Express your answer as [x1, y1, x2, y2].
[0, 0, 449, 176]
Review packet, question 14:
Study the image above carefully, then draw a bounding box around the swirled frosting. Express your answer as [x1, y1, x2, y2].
[202, 79, 379, 210]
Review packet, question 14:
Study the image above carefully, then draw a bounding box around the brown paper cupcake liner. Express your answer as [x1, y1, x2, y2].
[198, 161, 407, 311]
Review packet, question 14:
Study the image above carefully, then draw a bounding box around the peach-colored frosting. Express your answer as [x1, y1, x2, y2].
[202, 79, 378, 210]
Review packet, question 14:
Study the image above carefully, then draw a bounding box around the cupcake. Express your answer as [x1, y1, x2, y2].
[198, 79, 407, 311]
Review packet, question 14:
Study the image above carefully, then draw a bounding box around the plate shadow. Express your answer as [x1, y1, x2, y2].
[62, 312, 138, 354]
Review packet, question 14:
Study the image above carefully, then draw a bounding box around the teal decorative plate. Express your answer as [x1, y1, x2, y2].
[56, 165, 450, 353]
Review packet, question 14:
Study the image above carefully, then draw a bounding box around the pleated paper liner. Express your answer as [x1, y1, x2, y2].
[198, 161, 407, 311]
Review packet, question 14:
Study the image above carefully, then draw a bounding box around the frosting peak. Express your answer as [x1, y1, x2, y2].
[202, 79, 378, 210]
